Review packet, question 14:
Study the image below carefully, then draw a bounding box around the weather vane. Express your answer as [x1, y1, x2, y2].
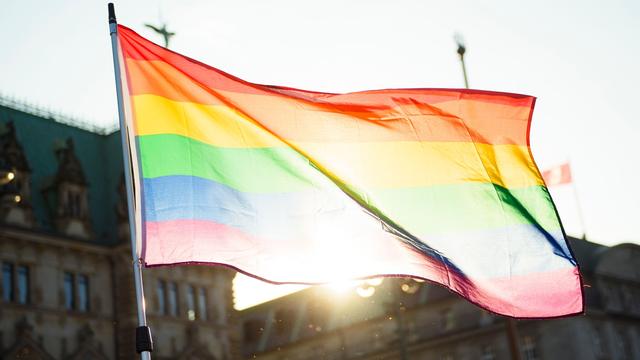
[144, 23, 175, 48]
[454, 33, 469, 89]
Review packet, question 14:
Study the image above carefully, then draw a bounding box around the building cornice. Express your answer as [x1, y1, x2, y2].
[0, 226, 113, 255]
[1, 301, 114, 322]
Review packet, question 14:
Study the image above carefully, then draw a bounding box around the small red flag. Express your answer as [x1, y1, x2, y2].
[542, 163, 572, 186]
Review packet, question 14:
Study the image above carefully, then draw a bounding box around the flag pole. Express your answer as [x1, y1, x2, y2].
[108, 3, 153, 359]
[455, 34, 470, 89]
[573, 182, 587, 239]
[568, 160, 587, 239]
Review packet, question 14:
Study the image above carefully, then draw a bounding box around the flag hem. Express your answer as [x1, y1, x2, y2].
[145, 260, 583, 320]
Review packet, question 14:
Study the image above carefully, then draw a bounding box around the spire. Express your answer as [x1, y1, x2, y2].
[47, 137, 92, 238]
[0, 120, 35, 227]
[0, 121, 30, 172]
[54, 138, 87, 185]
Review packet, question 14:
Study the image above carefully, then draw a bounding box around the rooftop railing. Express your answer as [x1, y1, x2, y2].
[0, 92, 118, 135]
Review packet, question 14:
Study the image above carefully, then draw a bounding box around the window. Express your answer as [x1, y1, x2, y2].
[64, 272, 75, 310]
[615, 328, 630, 359]
[157, 280, 193, 319]
[481, 345, 495, 360]
[440, 353, 454, 360]
[307, 299, 328, 329]
[77, 274, 89, 312]
[75, 193, 81, 216]
[479, 310, 494, 326]
[168, 282, 178, 316]
[186, 285, 196, 321]
[198, 287, 207, 321]
[441, 309, 455, 331]
[63, 272, 89, 312]
[2, 262, 14, 301]
[522, 336, 539, 360]
[156, 280, 166, 315]
[66, 191, 82, 217]
[593, 325, 606, 357]
[2, 262, 29, 304]
[17, 266, 29, 304]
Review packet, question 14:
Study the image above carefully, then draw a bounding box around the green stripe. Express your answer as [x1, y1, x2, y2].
[371, 184, 561, 234]
[138, 134, 330, 192]
[138, 134, 559, 232]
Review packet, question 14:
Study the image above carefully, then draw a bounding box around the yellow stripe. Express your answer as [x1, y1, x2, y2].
[298, 141, 543, 189]
[132, 94, 283, 148]
[132, 94, 542, 189]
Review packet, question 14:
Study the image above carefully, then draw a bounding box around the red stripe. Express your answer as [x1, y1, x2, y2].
[118, 25, 534, 108]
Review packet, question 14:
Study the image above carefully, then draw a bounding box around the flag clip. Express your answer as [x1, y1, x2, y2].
[135, 326, 154, 353]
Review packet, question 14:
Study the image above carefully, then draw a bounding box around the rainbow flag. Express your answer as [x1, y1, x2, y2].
[117, 25, 582, 318]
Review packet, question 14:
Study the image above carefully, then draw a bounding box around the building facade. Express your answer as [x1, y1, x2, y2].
[0, 101, 236, 359]
[240, 238, 640, 360]
[3, 96, 639, 360]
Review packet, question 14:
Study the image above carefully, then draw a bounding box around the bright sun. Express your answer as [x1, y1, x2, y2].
[233, 274, 386, 310]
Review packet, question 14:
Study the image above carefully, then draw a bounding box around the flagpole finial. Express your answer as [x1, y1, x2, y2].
[108, 3, 117, 24]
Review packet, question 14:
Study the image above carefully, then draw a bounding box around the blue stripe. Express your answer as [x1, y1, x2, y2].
[143, 175, 575, 278]
[143, 174, 349, 240]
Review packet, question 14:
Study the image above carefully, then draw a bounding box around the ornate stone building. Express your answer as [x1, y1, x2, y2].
[239, 238, 640, 360]
[0, 101, 235, 359]
[3, 96, 639, 360]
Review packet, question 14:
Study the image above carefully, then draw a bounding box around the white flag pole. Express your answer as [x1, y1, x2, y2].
[568, 161, 587, 239]
[108, 4, 153, 359]
[573, 184, 587, 240]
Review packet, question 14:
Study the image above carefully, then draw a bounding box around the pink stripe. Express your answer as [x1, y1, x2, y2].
[144, 219, 260, 262]
[143, 219, 451, 284]
[143, 220, 582, 318]
[450, 267, 582, 317]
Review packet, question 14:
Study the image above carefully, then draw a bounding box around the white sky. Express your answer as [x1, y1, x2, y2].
[2, 0, 639, 309]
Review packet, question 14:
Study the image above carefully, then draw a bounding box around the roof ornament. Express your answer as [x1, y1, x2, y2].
[0, 121, 30, 172]
[54, 137, 87, 185]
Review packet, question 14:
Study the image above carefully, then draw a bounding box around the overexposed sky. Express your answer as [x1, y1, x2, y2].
[2, 0, 639, 309]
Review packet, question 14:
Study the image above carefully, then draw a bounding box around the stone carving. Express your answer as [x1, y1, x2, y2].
[65, 324, 108, 360]
[1, 317, 55, 360]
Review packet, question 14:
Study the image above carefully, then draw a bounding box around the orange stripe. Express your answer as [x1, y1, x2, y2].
[120, 25, 535, 146]
[125, 63, 533, 145]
